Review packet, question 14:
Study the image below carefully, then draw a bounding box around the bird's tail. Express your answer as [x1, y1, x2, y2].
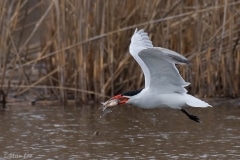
[185, 94, 212, 107]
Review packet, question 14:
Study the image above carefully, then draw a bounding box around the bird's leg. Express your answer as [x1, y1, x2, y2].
[181, 109, 200, 123]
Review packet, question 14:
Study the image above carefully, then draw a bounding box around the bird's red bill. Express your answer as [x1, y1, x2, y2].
[112, 95, 129, 105]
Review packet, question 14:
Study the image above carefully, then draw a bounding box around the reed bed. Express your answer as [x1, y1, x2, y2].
[0, 0, 239, 104]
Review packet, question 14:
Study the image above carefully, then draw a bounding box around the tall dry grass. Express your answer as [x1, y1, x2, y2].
[0, 0, 239, 104]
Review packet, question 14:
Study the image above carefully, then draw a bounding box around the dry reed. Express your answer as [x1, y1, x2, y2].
[0, 0, 239, 104]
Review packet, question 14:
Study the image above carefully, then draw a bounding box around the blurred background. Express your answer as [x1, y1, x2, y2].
[0, 0, 240, 104]
[0, 1, 240, 159]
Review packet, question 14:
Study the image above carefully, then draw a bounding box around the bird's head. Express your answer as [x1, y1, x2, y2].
[109, 89, 143, 105]
[110, 94, 130, 105]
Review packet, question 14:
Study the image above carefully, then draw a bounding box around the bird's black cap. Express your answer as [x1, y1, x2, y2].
[122, 89, 143, 96]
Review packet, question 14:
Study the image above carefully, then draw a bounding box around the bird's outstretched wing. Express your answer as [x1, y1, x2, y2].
[129, 29, 153, 87]
[129, 29, 190, 93]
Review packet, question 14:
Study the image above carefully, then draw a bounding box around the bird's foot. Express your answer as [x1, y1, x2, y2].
[181, 109, 200, 123]
[188, 114, 200, 123]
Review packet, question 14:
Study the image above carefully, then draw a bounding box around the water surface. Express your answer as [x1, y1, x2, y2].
[0, 104, 239, 159]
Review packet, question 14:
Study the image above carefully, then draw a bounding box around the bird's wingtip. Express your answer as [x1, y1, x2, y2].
[134, 28, 138, 33]
[130, 28, 153, 53]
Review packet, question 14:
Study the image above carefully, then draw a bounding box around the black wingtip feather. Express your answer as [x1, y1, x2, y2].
[168, 54, 189, 64]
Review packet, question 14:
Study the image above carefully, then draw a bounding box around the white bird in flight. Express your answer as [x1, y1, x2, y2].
[102, 29, 212, 123]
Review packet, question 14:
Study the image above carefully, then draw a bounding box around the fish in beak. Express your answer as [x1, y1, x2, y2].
[99, 94, 129, 118]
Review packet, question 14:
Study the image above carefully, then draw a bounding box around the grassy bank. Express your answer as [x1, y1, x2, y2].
[0, 0, 239, 104]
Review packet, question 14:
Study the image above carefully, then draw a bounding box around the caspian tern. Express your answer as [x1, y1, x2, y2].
[105, 29, 212, 123]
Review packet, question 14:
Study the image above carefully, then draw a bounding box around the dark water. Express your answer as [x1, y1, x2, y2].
[0, 104, 239, 159]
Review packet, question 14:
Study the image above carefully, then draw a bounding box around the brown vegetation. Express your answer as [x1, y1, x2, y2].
[0, 0, 239, 104]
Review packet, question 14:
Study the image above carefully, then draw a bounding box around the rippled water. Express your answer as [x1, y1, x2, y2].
[0, 104, 239, 159]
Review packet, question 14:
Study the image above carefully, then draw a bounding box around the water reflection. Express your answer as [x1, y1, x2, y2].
[0, 105, 239, 159]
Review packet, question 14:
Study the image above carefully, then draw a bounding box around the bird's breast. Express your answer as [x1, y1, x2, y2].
[127, 92, 186, 109]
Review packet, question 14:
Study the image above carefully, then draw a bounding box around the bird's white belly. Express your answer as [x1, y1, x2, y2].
[127, 92, 186, 109]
